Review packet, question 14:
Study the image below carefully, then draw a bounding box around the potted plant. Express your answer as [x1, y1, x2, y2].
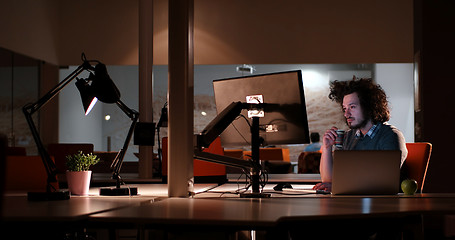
[66, 151, 99, 195]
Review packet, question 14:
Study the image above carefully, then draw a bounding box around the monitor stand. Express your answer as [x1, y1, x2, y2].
[239, 116, 271, 198]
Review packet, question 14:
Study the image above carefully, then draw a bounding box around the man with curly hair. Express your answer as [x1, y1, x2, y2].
[314, 77, 407, 192]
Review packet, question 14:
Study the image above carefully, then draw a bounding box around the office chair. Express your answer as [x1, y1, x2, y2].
[161, 137, 227, 183]
[298, 151, 321, 173]
[403, 142, 432, 193]
[1, 133, 7, 212]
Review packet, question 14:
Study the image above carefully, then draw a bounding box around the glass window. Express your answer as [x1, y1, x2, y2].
[0, 48, 39, 155]
[59, 63, 413, 175]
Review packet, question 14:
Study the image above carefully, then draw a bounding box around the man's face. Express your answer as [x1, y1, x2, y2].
[342, 92, 368, 129]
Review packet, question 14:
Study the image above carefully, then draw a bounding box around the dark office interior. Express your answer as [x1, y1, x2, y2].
[2, 0, 455, 239]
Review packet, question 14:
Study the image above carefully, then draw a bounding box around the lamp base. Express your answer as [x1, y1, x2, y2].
[99, 187, 138, 196]
[27, 190, 70, 201]
[239, 192, 271, 198]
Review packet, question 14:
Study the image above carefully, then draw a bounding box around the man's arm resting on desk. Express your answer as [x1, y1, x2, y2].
[314, 127, 336, 191]
[315, 146, 332, 191]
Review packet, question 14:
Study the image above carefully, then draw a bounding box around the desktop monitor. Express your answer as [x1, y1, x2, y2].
[213, 70, 310, 148]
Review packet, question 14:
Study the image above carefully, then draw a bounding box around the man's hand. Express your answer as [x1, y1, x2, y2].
[313, 182, 332, 192]
[322, 126, 338, 150]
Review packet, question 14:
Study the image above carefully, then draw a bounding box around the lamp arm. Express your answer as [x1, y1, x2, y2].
[116, 100, 139, 120]
[25, 64, 88, 115]
[22, 61, 93, 189]
[23, 107, 57, 186]
[110, 100, 139, 186]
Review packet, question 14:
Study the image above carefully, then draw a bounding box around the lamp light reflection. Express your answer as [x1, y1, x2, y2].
[85, 97, 98, 116]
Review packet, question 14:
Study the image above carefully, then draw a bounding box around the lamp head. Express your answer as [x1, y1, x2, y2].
[76, 62, 121, 115]
[76, 77, 98, 115]
[91, 63, 121, 104]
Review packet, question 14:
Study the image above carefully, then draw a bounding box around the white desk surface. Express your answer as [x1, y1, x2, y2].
[194, 183, 319, 198]
[86, 183, 217, 197]
[227, 173, 321, 183]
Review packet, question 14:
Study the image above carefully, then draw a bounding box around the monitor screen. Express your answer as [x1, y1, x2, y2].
[213, 70, 310, 148]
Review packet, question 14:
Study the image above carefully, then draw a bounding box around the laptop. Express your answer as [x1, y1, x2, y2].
[331, 150, 401, 195]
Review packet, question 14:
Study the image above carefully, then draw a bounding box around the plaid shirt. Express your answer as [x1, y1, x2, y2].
[355, 124, 379, 139]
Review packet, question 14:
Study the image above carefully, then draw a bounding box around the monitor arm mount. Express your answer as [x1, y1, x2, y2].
[194, 101, 274, 197]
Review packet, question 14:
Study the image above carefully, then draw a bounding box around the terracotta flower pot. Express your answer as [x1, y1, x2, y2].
[66, 170, 92, 195]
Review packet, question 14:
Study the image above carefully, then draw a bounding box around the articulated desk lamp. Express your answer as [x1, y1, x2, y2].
[23, 53, 138, 200]
[77, 61, 139, 196]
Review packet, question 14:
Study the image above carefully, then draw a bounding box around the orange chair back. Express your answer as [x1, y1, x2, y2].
[162, 137, 226, 177]
[1, 134, 7, 207]
[298, 151, 322, 173]
[6, 147, 26, 156]
[5, 156, 56, 191]
[404, 142, 432, 193]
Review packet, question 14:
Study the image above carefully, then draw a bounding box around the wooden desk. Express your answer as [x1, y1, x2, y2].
[1, 194, 155, 239]
[3, 183, 455, 239]
[1, 184, 218, 239]
[90, 194, 455, 227]
[89, 193, 455, 239]
[2, 195, 150, 222]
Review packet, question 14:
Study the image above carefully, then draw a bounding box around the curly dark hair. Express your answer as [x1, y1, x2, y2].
[328, 77, 390, 124]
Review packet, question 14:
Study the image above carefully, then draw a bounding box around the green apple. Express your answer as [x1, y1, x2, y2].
[401, 179, 418, 195]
